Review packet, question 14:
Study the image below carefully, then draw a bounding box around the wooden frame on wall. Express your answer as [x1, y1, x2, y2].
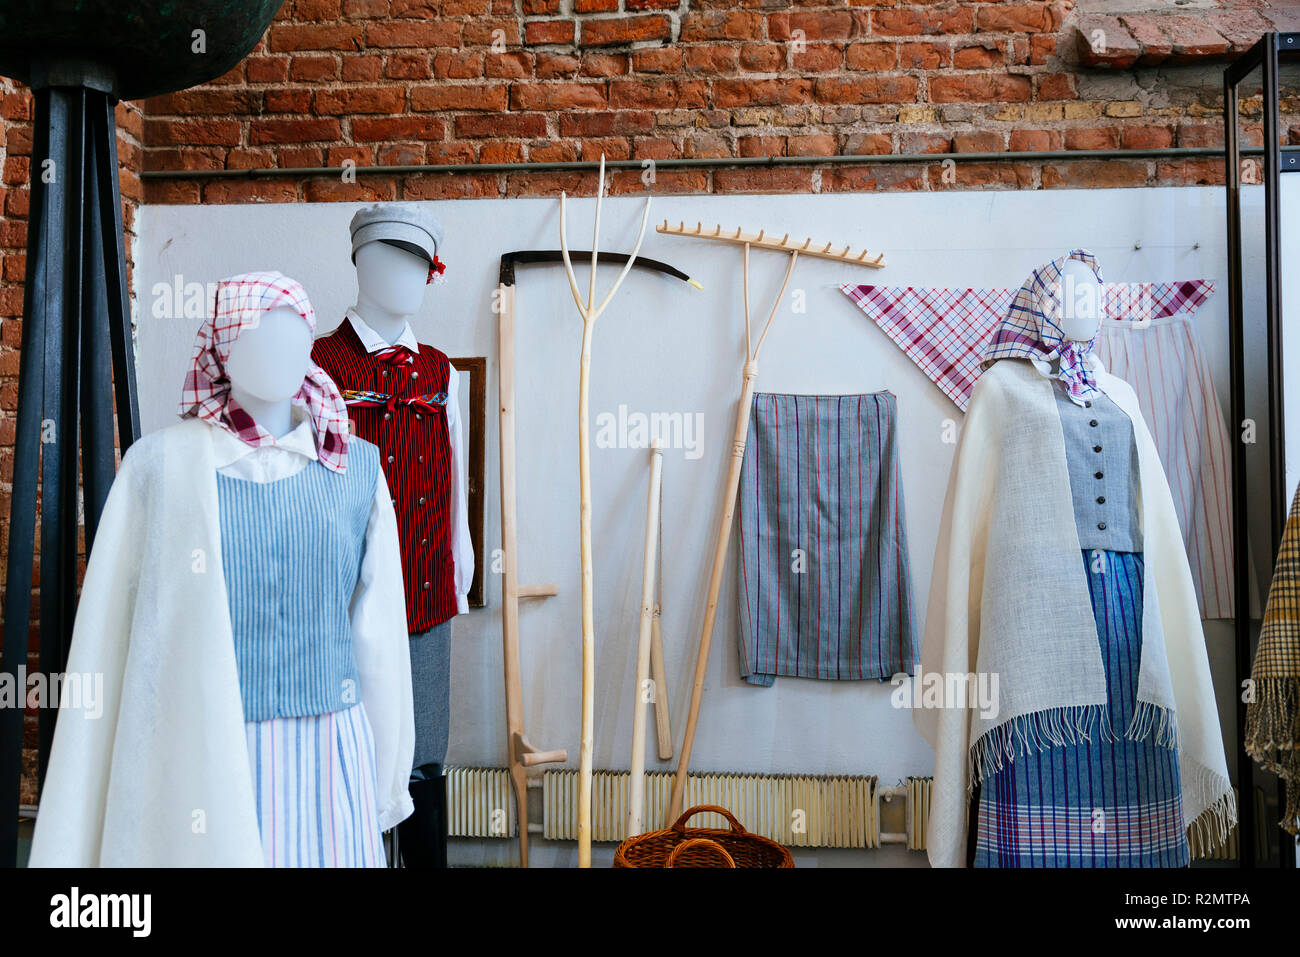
[450, 356, 487, 608]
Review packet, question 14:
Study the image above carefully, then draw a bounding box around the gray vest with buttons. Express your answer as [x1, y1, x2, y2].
[1053, 386, 1142, 552]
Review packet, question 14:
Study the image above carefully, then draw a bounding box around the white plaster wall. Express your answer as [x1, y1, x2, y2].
[136, 185, 1255, 867]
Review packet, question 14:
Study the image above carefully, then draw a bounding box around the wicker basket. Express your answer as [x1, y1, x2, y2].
[613, 805, 794, 868]
[666, 838, 735, 868]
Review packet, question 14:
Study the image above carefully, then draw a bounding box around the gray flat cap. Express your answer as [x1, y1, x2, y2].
[349, 203, 444, 265]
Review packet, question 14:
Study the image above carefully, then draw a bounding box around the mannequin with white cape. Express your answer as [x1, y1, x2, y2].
[29, 271, 415, 867]
[914, 250, 1234, 868]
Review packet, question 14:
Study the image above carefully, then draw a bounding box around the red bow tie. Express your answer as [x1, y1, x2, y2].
[374, 345, 416, 366]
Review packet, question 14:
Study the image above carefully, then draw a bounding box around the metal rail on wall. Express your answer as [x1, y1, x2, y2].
[1224, 30, 1299, 870]
[139, 145, 1300, 182]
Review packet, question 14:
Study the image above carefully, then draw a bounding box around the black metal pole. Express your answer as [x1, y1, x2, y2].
[0, 86, 54, 867]
[80, 92, 116, 548]
[91, 95, 139, 453]
[1224, 52, 1256, 870]
[1263, 33, 1298, 871]
[35, 85, 83, 786]
[1264, 39, 1287, 582]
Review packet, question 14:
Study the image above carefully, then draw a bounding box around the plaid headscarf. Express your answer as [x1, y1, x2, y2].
[982, 249, 1104, 406]
[178, 270, 350, 473]
[1246, 482, 1300, 835]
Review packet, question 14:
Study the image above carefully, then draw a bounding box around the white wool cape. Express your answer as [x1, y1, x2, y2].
[28, 418, 415, 867]
[913, 358, 1235, 868]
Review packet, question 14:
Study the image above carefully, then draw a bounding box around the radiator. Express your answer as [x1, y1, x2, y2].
[442, 766, 883, 847]
[541, 770, 880, 848]
[444, 768, 1239, 859]
[905, 776, 931, 851]
[445, 766, 517, 839]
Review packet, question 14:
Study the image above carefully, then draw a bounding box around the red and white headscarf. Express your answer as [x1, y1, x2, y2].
[178, 270, 350, 472]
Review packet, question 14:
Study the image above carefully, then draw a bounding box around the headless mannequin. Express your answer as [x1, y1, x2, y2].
[968, 257, 1108, 866]
[348, 237, 452, 868]
[353, 241, 429, 345]
[1058, 258, 1103, 343]
[225, 306, 313, 438]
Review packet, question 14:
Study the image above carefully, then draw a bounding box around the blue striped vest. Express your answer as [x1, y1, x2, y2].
[216, 439, 380, 722]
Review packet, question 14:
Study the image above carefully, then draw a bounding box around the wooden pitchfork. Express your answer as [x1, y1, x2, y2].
[496, 246, 694, 868]
[559, 157, 652, 867]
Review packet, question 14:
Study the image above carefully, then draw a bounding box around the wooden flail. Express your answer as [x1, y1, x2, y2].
[662, 222, 885, 820]
[626, 439, 665, 838]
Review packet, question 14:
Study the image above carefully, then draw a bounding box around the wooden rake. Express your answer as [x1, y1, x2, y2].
[659, 221, 885, 820]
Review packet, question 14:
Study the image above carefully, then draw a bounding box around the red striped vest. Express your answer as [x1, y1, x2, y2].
[312, 320, 457, 632]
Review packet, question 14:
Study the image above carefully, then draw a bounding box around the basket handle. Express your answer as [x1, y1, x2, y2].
[666, 838, 736, 868]
[671, 804, 747, 835]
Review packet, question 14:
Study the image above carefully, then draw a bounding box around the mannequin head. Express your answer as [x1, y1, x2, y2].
[354, 240, 429, 327]
[1058, 257, 1104, 342]
[226, 306, 312, 438]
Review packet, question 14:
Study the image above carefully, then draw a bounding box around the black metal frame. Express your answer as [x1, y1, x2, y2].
[1224, 30, 1299, 870]
[0, 63, 140, 866]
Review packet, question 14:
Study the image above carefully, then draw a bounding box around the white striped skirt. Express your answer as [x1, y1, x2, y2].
[1093, 312, 1256, 620]
[244, 703, 387, 868]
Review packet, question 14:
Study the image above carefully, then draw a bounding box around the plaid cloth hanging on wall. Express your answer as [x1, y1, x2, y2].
[737, 391, 917, 686]
[840, 279, 1215, 410]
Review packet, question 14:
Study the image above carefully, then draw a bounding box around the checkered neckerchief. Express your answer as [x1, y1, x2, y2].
[841, 278, 1214, 411]
[982, 250, 1102, 405]
[178, 270, 351, 472]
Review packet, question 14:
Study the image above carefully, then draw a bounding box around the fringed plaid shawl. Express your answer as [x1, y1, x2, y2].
[1246, 483, 1300, 834]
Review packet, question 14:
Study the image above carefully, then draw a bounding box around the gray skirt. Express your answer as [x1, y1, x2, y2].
[737, 392, 916, 686]
[409, 620, 452, 768]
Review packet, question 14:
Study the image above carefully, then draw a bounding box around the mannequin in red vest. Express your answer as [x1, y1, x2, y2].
[312, 204, 472, 868]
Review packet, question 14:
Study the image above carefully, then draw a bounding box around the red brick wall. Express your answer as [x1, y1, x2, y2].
[138, 0, 1298, 202]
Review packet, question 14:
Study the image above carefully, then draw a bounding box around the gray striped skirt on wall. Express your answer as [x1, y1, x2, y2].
[737, 392, 917, 686]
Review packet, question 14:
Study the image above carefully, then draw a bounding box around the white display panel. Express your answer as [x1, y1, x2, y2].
[136, 186, 1245, 866]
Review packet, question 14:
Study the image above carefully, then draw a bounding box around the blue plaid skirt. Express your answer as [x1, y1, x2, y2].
[974, 550, 1189, 868]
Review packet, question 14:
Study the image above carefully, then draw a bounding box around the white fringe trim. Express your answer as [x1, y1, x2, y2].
[968, 702, 1178, 789]
[1184, 764, 1238, 858]
[1124, 699, 1180, 751]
